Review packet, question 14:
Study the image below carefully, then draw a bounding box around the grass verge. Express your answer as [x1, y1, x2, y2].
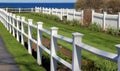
[0, 22, 45, 71]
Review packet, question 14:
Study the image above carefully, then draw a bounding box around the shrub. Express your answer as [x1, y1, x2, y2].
[95, 60, 117, 71]
[64, 20, 71, 25]
[63, 19, 81, 26]
[89, 23, 102, 32]
[107, 27, 120, 36]
[72, 19, 81, 26]
[49, 14, 60, 21]
[32, 13, 60, 22]
[107, 28, 115, 35]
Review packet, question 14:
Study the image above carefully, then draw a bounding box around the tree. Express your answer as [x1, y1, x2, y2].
[75, 0, 120, 13]
[107, 0, 120, 13]
[75, 0, 105, 10]
[75, 0, 85, 10]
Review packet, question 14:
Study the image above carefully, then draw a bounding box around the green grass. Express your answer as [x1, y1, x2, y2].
[0, 23, 45, 71]
[16, 13, 119, 70]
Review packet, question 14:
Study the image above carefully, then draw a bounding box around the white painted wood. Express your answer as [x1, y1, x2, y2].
[115, 44, 120, 71]
[28, 19, 33, 54]
[77, 43, 117, 62]
[50, 27, 58, 71]
[92, 10, 95, 23]
[16, 16, 20, 41]
[118, 12, 120, 29]
[21, 16, 25, 45]
[12, 14, 16, 37]
[54, 35, 72, 43]
[73, 9, 75, 19]
[60, 8, 63, 20]
[103, 12, 106, 30]
[7, 13, 10, 31]
[72, 32, 83, 71]
[9, 13, 12, 33]
[19, 8, 21, 13]
[31, 8, 33, 12]
[37, 22, 43, 65]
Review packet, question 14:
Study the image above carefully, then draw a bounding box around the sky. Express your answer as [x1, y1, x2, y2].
[0, 0, 77, 3]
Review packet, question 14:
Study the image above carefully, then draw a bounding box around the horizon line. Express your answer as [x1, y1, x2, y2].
[0, 2, 75, 3]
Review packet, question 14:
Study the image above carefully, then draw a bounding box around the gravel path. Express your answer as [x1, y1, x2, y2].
[0, 36, 20, 71]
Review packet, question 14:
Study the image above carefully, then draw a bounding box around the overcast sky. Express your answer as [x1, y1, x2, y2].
[0, 0, 76, 3]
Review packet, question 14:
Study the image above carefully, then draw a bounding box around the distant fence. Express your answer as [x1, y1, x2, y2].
[35, 7, 83, 22]
[0, 9, 120, 71]
[3, 7, 120, 29]
[3, 8, 34, 13]
[35, 7, 120, 29]
[92, 10, 120, 29]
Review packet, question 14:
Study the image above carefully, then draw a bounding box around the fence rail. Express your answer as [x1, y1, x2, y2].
[92, 10, 120, 29]
[0, 8, 120, 71]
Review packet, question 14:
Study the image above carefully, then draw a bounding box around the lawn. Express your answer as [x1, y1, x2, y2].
[16, 12, 119, 71]
[0, 22, 46, 71]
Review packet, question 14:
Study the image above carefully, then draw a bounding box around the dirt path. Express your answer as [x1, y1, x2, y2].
[0, 36, 20, 71]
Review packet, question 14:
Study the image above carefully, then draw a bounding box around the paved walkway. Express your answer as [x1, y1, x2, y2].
[0, 36, 20, 71]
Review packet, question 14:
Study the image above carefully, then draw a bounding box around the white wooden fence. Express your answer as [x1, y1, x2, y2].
[92, 10, 120, 29]
[35, 7, 83, 22]
[5, 8, 34, 13]
[4, 7, 120, 30]
[0, 8, 120, 71]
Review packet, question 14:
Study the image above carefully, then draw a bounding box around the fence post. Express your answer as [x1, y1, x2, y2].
[19, 8, 21, 13]
[37, 22, 43, 65]
[21, 16, 25, 45]
[39, 7, 41, 12]
[67, 9, 69, 20]
[81, 10, 84, 24]
[60, 8, 63, 21]
[9, 13, 12, 33]
[50, 27, 58, 71]
[103, 12, 106, 30]
[41, 7, 42, 12]
[35, 7, 37, 12]
[72, 32, 83, 71]
[12, 14, 16, 37]
[118, 12, 120, 29]
[4, 12, 7, 28]
[54, 8, 57, 15]
[49, 8, 51, 14]
[42, 7, 44, 13]
[73, 9, 76, 19]
[28, 19, 33, 54]
[115, 44, 120, 71]
[31, 8, 33, 12]
[91, 10, 95, 23]
[51, 8, 53, 15]
[16, 16, 20, 41]
[7, 13, 10, 30]
[6, 8, 8, 12]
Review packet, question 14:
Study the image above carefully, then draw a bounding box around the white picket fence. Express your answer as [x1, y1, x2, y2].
[5, 8, 34, 13]
[35, 7, 83, 22]
[4, 7, 120, 30]
[92, 10, 120, 29]
[0, 8, 120, 71]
